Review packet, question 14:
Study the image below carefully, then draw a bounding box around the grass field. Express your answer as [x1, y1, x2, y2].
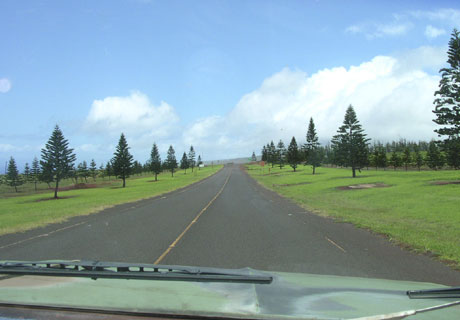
[246, 164, 460, 268]
[0, 166, 222, 236]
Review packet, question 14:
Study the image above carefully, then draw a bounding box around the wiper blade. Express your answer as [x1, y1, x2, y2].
[0, 260, 272, 284]
[407, 287, 460, 299]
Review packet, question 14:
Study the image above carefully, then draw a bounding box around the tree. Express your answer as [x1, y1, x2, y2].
[89, 159, 97, 181]
[433, 29, 460, 169]
[268, 141, 276, 168]
[251, 151, 257, 162]
[77, 161, 89, 183]
[40, 125, 76, 198]
[112, 133, 134, 188]
[331, 105, 370, 177]
[166, 145, 178, 177]
[23, 162, 31, 183]
[286, 136, 301, 172]
[180, 152, 189, 173]
[261, 146, 268, 162]
[188, 146, 196, 172]
[276, 139, 286, 169]
[374, 145, 387, 170]
[149, 143, 162, 181]
[425, 141, 445, 170]
[402, 147, 412, 171]
[197, 155, 202, 170]
[99, 163, 106, 180]
[31, 156, 41, 191]
[414, 146, 424, 171]
[6, 157, 23, 192]
[305, 117, 322, 174]
[105, 161, 113, 179]
[389, 151, 401, 170]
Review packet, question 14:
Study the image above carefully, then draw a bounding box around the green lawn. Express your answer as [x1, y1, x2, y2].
[0, 166, 222, 235]
[246, 164, 460, 268]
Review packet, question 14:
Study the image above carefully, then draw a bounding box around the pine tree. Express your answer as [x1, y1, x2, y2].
[40, 125, 76, 198]
[89, 159, 97, 181]
[23, 162, 31, 183]
[99, 163, 106, 179]
[31, 156, 41, 191]
[77, 161, 89, 183]
[251, 151, 257, 162]
[425, 141, 445, 170]
[188, 146, 196, 172]
[389, 151, 401, 170]
[331, 105, 370, 177]
[414, 146, 424, 171]
[286, 136, 301, 172]
[149, 143, 162, 181]
[269, 141, 276, 168]
[112, 133, 134, 187]
[6, 157, 23, 192]
[305, 117, 322, 174]
[166, 145, 178, 177]
[433, 29, 460, 169]
[374, 145, 387, 170]
[197, 155, 202, 170]
[180, 152, 189, 174]
[276, 140, 286, 169]
[105, 161, 113, 180]
[261, 146, 268, 162]
[402, 147, 411, 171]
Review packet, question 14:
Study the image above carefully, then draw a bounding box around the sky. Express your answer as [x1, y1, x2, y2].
[1, 0, 459, 170]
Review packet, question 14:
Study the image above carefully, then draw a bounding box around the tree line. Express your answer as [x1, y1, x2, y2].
[2, 129, 203, 197]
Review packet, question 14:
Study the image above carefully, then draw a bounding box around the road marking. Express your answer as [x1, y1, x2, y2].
[153, 171, 232, 264]
[0, 221, 87, 250]
[325, 236, 346, 253]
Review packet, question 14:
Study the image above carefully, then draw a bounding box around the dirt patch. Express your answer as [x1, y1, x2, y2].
[337, 183, 390, 190]
[431, 180, 460, 185]
[147, 180, 159, 182]
[58, 182, 111, 191]
[34, 195, 78, 202]
[273, 182, 311, 187]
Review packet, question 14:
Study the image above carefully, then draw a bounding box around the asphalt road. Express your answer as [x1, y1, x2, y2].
[1, 164, 459, 285]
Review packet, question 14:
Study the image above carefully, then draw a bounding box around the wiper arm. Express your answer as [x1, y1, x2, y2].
[407, 287, 460, 299]
[0, 260, 272, 284]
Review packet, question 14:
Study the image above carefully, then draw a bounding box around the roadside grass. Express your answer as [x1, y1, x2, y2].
[246, 164, 460, 268]
[0, 166, 222, 236]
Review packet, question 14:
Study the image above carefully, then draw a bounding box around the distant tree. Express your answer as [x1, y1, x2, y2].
[99, 163, 106, 179]
[133, 160, 143, 175]
[31, 157, 41, 191]
[180, 152, 189, 174]
[276, 139, 286, 169]
[433, 28, 460, 169]
[89, 159, 97, 181]
[149, 143, 162, 181]
[425, 141, 445, 170]
[286, 136, 301, 172]
[389, 151, 402, 170]
[251, 151, 257, 162]
[268, 141, 276, 168]
[112, 133, 134, 188]
[197, 155, 203, 170]
[68, 164, 78, 184]
[39, 161, 54, 188]
[166, 145, 178, 177]
[6, 157, 23, 192]
[77, 161, 89, 183]
[331, 105, 370, 177]
[105, 161, 113, 180]
[23, 162, 31, 183]
[261, 146, 268, 162]
[305, 117, 322, 174]
[413, 146, 424, 171]
[188, 146, 196, 172]
[402, 147, 412, 171]
[374, 145, 387, 170]
[40, 125, 76, 198]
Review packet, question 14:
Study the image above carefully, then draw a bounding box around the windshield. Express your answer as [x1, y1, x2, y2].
[0, 0, 460, 316]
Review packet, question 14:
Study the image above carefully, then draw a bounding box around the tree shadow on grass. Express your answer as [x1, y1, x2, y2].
[22, 195, 79, 203]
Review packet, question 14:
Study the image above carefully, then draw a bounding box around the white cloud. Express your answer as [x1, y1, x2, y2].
[84, 91, 180, 142]
[0, 78, 11, 93]
[411, 8, 460, 26]
[425, 25, 446, 39]
[183, 47, 443, 159]
[345, 22, 412, 39]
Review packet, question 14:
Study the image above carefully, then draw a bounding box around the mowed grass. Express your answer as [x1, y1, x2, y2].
[246, 164, 460, 268]
[0, 166, 222, 236]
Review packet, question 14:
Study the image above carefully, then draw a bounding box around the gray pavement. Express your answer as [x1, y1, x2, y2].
[1, 164, 459, 285]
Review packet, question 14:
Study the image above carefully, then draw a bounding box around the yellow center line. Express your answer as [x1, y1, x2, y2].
[325, 236, 347, 253]
[153, 170, 232, 264]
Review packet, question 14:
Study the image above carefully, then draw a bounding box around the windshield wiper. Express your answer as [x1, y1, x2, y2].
[0, 260, 273, 284]
[407, 287, 460, 299]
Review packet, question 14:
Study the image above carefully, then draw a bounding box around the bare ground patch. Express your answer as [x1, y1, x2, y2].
[337, 183, 390, 190]
[431, 180, 460, 185]
[33, 195, 78, 202]
[57, 182, 112, 192]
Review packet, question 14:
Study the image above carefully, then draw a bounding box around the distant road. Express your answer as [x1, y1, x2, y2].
[1, 164, 459, 285]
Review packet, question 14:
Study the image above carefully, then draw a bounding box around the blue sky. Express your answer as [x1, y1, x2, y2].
[1, 0, 459, 170]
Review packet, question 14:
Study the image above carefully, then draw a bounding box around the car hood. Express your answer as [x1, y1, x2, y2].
[0, 266, 459, 319]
